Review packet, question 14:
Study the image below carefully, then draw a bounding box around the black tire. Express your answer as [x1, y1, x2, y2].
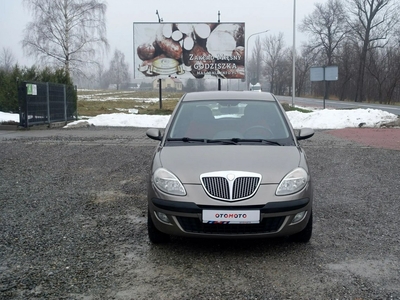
[147, 210, 170, 244]
[289, 211, 313, 243]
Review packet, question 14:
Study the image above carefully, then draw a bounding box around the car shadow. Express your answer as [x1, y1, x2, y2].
[150, 236, 312, 255]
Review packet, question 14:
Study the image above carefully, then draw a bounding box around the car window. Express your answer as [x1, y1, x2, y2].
[168, 100, 290, 141]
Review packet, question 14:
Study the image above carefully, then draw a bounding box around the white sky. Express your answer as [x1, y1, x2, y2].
[1, 104, 398, 129]
[0, 0, 328, 71]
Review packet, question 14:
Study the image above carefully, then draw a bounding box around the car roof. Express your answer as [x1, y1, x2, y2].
[181, 91, 277, 102]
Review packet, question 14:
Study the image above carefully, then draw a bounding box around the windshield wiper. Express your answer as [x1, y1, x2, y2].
[231, 138, 282, 146]
[167, 137, 207, 143]
[167, 137, 282, 146]
[167, 138, 238, 145]
[206, 139, 239, 145]
[206, 138, 281, 145]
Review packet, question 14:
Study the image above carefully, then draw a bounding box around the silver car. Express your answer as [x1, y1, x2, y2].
[146, 91, 314, 243]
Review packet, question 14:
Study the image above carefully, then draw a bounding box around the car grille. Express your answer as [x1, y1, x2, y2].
[200, 171, 261, 201]
[176, 216, 284, 234]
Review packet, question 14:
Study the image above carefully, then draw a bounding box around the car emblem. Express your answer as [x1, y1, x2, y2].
[227, 174, 235, 181]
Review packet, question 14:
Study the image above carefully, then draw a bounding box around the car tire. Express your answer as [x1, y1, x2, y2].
[289, 211, 313, 243]
[147, 210, 170, 244]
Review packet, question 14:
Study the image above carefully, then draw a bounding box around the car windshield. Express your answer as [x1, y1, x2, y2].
[167, 99, 292, 144]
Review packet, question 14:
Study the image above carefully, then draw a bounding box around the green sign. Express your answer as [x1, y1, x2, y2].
[26, 84, 37, 95]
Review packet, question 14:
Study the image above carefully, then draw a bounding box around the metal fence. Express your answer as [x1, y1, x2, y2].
[18, 81, 77, 128]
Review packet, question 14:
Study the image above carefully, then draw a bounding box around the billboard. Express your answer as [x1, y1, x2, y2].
[133, 22, 245, 79]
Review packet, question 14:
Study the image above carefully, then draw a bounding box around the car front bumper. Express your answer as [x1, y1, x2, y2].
[148, 195, 312, 239]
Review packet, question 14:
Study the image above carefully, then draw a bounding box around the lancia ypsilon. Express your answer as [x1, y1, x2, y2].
[146, 91, 314, 243]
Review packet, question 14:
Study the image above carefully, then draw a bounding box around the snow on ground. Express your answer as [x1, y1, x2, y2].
[77, 113, 170, 128]
[63, 107, 398, 129]
[0, 112, 19, 123]
[1, 107, 398, 130]
[286, 108, 397, 129]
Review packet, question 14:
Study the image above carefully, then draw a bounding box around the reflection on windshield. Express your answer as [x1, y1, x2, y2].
[168, 100, 290, 141]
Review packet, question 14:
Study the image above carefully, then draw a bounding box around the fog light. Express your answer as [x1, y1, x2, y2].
[291, 211, 307, 225]
[156, 211, 171, 224]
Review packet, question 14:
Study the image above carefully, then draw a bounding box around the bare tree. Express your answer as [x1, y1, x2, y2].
[347, 0, 399, 102]
[73, 60, 104, 89]
[366, 46, 400, 104]
[335, 41, 358, 100]
[300, 0, 350, 99]
[270, 48, 292, 96]
[262, 33, 286, 94]
[106, 49, 130, 90]
[22, 0, 109, 76]
[0, 47, 16, 72]
[247, 36, 263, 87]
[296, 47, 319, 97]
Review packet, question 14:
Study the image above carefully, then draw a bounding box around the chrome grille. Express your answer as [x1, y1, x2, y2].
[201, 177, 229, 200]
[200, 171, 261, 202]
[233, 177, 260, 199]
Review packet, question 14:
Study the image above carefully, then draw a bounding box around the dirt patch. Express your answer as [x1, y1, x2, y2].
[92, 190, 129, 203]
[326, 128, 400, 150]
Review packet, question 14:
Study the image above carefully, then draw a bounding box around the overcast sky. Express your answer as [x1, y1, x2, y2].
[0, 0, 328, 71]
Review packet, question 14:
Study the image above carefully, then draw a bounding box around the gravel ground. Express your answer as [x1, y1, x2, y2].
[1, 127, 400, 300]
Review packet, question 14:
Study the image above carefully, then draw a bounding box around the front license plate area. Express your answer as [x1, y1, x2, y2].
[202, 210, 260, 224]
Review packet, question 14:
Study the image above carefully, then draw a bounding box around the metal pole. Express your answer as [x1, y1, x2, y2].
[74, 85, 78, 120]
[63, 84, 67, 122]
[133, 23, 136, 80]
[292, 0, 296, 107]
[323, 66, 326, 109]
[159, 79, 162, 109]
[218, 11, 221, 91]
[46, 82, 51, 125]
[21, 80, 29, 128]
[156, 10, 163, 108]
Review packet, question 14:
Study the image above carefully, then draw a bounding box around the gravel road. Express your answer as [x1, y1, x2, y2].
[1, 127, 400, 299]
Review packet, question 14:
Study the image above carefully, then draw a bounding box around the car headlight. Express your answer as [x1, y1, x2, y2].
[276, 168, 308, 196]
[153, 168, 186, 196]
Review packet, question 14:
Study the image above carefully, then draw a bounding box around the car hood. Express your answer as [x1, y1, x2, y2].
[158, 145, 303, 184]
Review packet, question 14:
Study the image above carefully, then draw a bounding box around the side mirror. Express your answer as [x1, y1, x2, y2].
[297, 128, 314, 140]
[146, 128, 163, 141]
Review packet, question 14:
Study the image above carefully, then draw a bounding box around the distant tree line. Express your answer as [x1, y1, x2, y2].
[2, 0, 399, 109]
[74, 49, 130, 90]
[248, 0, 400, 104]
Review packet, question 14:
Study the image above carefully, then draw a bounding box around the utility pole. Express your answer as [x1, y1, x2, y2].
[156, 10, 163, 109]
[292, 0, 296, 107]
[218, 11, 221, 91]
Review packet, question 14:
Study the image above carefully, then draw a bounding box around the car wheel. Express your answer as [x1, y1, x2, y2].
[289, 211, 313, 243]
[147, 210, 170, 244]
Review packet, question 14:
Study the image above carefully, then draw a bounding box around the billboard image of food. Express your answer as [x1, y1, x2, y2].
[133, 22, 245, 79]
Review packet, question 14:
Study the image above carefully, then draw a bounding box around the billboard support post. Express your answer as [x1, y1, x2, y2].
[159, 78, 162, 109]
